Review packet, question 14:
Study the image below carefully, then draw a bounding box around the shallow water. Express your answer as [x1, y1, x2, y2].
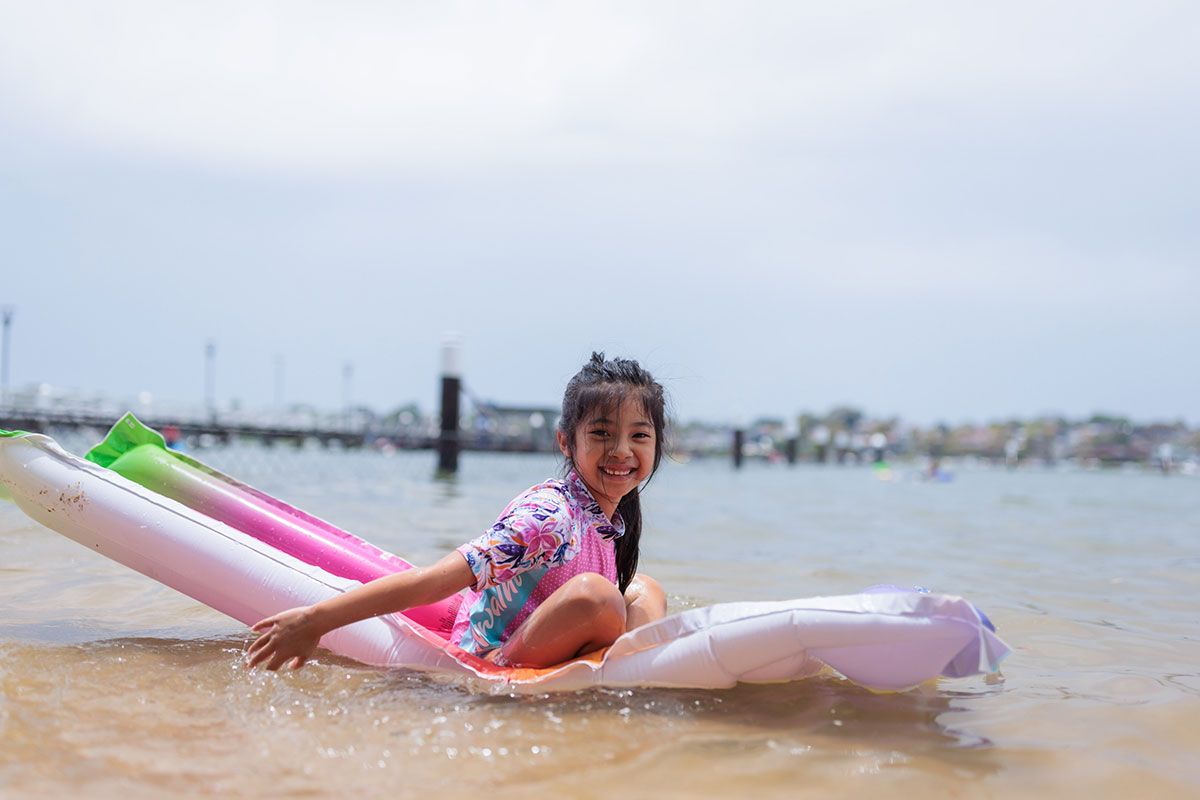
[2, 439, 1198, 798]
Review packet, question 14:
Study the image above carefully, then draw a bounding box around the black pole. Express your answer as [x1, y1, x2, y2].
[437, 335, 462, 474]
[732, 429, 744, 469]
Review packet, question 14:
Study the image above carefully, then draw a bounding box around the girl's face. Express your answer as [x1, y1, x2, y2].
[558, 398, 657, 521]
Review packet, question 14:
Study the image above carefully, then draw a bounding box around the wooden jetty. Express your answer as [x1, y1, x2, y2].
[0, 406, 556, 454]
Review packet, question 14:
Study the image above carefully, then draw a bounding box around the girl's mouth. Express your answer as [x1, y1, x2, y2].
[601, 466, 634, 478]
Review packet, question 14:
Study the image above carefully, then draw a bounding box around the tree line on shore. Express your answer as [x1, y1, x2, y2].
[671, 408, 1197, 467]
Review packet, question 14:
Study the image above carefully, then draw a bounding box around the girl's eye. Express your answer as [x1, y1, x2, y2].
[589, 429, 610, 438]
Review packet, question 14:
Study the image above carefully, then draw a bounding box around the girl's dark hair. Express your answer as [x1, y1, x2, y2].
[558, 352, 667, 594]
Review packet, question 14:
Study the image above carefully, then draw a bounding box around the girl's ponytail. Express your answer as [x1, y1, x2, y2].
[614, 490, 642, 594]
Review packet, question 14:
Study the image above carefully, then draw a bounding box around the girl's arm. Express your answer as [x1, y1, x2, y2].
[246, 552, 474, 671]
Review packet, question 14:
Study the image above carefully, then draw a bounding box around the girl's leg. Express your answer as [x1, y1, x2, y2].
[624, 573, 667, 630]
[494, 573, 626, 667]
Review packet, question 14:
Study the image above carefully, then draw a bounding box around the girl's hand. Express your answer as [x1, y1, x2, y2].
[244, 553, 474, 672]
[246, 606, 323, 671]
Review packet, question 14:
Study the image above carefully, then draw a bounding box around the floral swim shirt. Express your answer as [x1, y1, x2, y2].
[450, 471, 625, 655]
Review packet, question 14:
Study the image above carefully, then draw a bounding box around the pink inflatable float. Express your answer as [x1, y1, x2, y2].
[0, 415, 1009, 693]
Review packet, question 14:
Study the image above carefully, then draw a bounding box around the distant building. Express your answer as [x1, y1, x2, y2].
[468, 404, 560, 451]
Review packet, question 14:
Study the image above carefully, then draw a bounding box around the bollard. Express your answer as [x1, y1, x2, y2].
[437, 335, 462, 474]
[784, 420, 798, 465]
[732, 429, 744, 469]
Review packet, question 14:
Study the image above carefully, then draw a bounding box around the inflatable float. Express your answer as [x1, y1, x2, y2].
[0, 415, 1010, 693]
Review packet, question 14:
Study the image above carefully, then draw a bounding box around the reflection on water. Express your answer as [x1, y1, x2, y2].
[2, 445, 1200, 798]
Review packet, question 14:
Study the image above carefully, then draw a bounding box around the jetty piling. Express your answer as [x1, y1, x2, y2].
[437, 334, 462, 475]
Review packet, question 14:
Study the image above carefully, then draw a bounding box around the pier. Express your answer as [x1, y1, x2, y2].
[0, 404, 559, 454]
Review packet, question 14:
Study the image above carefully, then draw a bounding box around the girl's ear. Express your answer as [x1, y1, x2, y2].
[556, 429, 571, 458]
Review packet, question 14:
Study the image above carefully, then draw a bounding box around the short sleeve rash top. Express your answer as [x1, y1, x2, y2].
[450, 471, 625, 655]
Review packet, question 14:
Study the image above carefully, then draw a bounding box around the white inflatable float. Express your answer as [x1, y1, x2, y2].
[0, 415, 1010, 693]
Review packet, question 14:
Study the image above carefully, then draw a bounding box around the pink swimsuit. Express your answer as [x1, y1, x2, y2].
[450, 471, 624, 655]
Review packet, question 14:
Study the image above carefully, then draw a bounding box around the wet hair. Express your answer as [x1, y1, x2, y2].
[558, 352, 667, 594]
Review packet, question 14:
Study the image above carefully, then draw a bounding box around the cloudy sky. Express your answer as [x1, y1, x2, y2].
[2, 1, 1196, 426]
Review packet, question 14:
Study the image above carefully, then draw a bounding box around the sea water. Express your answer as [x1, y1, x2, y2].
[2, 438, 1198, 799]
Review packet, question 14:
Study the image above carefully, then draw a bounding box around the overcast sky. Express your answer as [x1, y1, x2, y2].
[2, 1, 1197, 426]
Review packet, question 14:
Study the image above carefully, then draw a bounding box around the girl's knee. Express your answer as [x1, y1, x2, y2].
[624, 573, 667, 628]
[627, 573, 666, 603]
[561, 573, 626, 622]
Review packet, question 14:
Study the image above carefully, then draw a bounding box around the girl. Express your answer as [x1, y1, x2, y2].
[247, 353, 668, 671]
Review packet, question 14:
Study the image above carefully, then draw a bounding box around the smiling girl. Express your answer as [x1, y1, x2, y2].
[247, 353, 668, 671]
